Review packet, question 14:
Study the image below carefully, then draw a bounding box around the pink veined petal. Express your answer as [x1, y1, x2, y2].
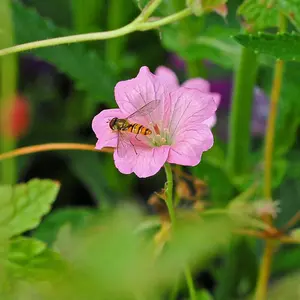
[113, 145, 170, 178]
[202, 92, 221, 128]
[182, 78, 210, 93]
[167, 124, 213, 166]
[114, 66, 170, 128]
[168, 87, 217, 140]
[92, 108, 124, 149]
[202, 115, 217, 128]
[211, 92, 221, 107]
[155, 66, 179, 90]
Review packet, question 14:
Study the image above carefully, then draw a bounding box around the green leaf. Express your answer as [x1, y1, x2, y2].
[12, 2, 117, 104]
[195, 289, 214, 300]
[0, 179, 60, 237]
[273, 247, 300, 275]
[237, 0, 279, 30]
[34, 208, 94, 245]
[266, 272, 300, 300]
[234, 33, 300, 61]
[277, 0, 300, 31]
[6, 237, 65, 281]
[162, 25, 240, 69]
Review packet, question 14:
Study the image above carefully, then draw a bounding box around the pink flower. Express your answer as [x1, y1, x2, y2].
[155, 66, 221, 128]
[92, 66, 217, 178]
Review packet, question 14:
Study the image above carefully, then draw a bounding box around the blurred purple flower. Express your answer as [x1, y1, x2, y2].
[168, 54, 269, 138]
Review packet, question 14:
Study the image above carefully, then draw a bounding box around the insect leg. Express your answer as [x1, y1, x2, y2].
[130, 140, 138, 155]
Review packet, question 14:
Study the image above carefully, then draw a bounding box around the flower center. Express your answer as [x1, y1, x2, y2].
[148, 123, 171, 147]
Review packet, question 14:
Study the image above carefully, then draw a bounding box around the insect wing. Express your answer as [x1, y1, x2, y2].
[116, 131, 136, 158]
[126, 100, 160, 120]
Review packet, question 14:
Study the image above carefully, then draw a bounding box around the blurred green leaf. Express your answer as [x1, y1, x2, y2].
[234, 33, 300, 61]
[266, 272, 300, 300]
[195, 289, 214, 299]
[193, 159, 234, 206]
[34, 208, 94, 245]
[6, 237, 65, 281]
[273, 247, 300, 275]
[162, 25, 240, 69]
[50, 208, 234, 299]
[277, 0, 300, 31]
[215, 237, 257, 300]
[0, 179, 60, 237]
[237, 0, 279, 30]
[275, 177, 300, 227]
[13, 1, 117, 104]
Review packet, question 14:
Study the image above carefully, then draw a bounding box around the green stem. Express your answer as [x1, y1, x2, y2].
[164, 163, 196, 300]
[0, 0, 17, 184]
[0, 8, 192, 57]
[227, 47, 258, 177]
[184, 266, 197, 300]
[164, 163, 176, 226]
[105, 0, 131, 71]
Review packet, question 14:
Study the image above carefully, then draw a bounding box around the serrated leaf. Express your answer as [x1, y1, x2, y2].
[234, 33, 300, 61]
[238, 0, 279, 30]
[162, 25, 240, 69]
[0, 179, 60, 237]
[12, 2, 117, 104]
[6, 237, 65, 281]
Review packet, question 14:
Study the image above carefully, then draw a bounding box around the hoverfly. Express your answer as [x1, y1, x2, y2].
[109, 100, 160, 157]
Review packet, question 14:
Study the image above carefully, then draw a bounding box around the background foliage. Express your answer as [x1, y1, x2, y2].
[0, 0, 299, 299]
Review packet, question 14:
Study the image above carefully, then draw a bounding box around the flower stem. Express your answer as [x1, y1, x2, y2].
[0, 7, 192, 57]
[164, 163, 196, 300]
[164, 163, 176, 226]
[254, 240, 274, 300]
[227, 47, 258, 178]
[263, 61, 284, 199]
[0, 143, 113, 162]
[184, 266, 197, 300]
[254, 14, 287, 300]
[0, 0, 17, 184]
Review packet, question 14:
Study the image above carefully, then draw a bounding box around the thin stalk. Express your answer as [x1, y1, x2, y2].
[0, 0, 17, 184]
[164, 163, 176, 226]
[0, 143, 113, 161]
[164, 163, 196, 300]
[0, 8, 192, 57]
[263, 61, 284, 199]
[254, 14, 287, 300]
[227, 47, 258, 177]
[184, 266, 197, 300]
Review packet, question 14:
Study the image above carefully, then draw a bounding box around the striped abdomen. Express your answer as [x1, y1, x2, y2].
[127, 123, 152, 135]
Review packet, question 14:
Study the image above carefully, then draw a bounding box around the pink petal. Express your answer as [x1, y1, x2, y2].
[182, 78, 210, 93]
[202, 115, 217, 128]
[168, 87, 217, 138]
[114, 66, 170, 128]
[92, 108, 124, 149]
[168, 124, 213, 166]
[155, 66, 179, 90]
[201, 92, 221, 128]
[114, 145, 170, 178]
